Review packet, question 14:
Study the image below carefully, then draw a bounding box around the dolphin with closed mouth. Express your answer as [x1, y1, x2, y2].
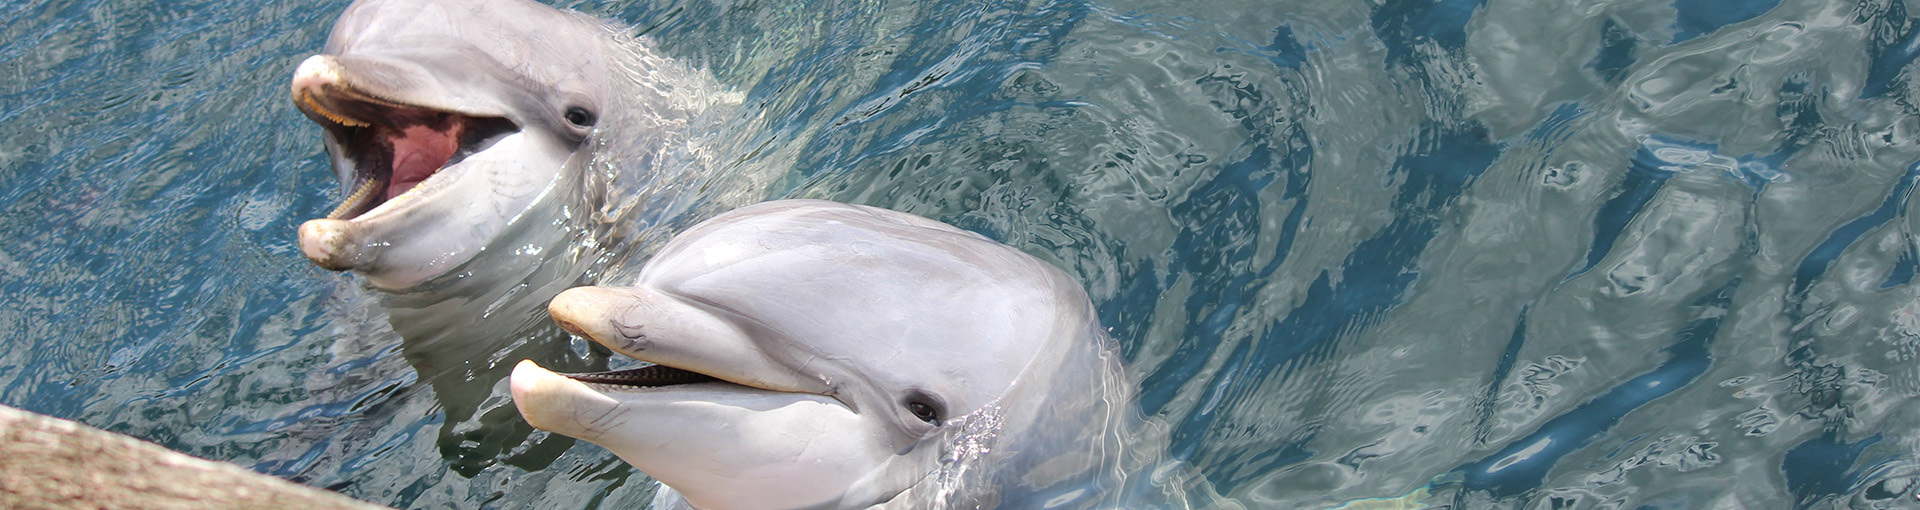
[290, 0, 726, 291]
[510, 200, 1173, 509]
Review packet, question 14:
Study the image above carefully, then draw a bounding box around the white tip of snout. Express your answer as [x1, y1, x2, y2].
[509, 360, 549, 405]
[298, 218, 357, 271]
[547, 286, 614, 336]
[290, 55, 342, 93]
[510, 359, 609, 436]
[510, 360, 557, 430]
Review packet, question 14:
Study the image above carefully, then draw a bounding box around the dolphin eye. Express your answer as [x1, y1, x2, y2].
[564, 106, 596, 127]
[903, 392, 943, 425]
[907, 401, 939, 425]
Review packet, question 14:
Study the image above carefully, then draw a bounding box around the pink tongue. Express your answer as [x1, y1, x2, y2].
[386, 123, 460, 200]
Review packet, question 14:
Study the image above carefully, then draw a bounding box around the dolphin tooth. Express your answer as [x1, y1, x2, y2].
[326, 177, 383, 220]
[562, 364, 717, 388]
[298, 91, 370, 128]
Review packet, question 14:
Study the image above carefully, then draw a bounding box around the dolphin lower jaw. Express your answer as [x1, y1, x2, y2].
[510, 360, 851, 427]
[509, 360, 901, 510]
[293, 137, 570, 290]
[297, 219, 366, 271]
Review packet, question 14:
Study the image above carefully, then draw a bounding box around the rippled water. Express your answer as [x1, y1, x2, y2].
[5, 0, 1920, 508]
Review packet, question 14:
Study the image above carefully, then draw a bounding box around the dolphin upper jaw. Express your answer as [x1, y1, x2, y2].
[544, 285, 840, 401]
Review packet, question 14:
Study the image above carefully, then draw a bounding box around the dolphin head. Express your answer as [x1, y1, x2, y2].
[290, 0, 618, 290]
[511, 200, 1113, 509]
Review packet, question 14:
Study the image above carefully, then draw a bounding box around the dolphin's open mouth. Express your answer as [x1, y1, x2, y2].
[560, 363, 717, 388]
[293, 63, 518, 220]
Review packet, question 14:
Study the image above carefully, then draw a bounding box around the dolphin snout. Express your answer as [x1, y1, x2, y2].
[548, 286, 619, 339]
[508, 359, 544, 408]
[550, 314, 589, 337]
[509, 359, 614, 440]
[545, 285, 829, 396]
[298, 219, 363, 271]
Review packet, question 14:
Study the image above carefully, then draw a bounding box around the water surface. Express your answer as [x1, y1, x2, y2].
[3, 0, 1918, 508]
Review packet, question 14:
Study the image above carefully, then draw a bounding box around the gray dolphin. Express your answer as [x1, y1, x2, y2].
[290, 0, 724, 290]
[288, 0, 751, 475]
[511, 200, 1163, 509]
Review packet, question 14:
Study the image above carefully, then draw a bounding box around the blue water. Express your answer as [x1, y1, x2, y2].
[5, 0, 1920, 508]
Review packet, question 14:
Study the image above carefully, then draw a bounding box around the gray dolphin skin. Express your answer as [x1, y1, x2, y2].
[290, 0, 715, 290]
[511, 200, 1151, 509]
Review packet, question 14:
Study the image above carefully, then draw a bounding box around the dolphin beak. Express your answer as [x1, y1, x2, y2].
[508, 359, 556, 427]
[298, 218, 362, 271]
[291, 56, 370, 129]
[510, 360, 611, 437]
[508, 359, 552, 401]
[547, 286, 621, 338]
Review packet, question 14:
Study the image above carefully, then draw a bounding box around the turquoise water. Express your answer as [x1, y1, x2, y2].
[5, 0, 1920, 508]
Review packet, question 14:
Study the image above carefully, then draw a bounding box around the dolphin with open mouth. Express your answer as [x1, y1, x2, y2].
[290, 0, 723, 291]
[511, 200, 1164, 509]
[287, 0, 756, 474]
